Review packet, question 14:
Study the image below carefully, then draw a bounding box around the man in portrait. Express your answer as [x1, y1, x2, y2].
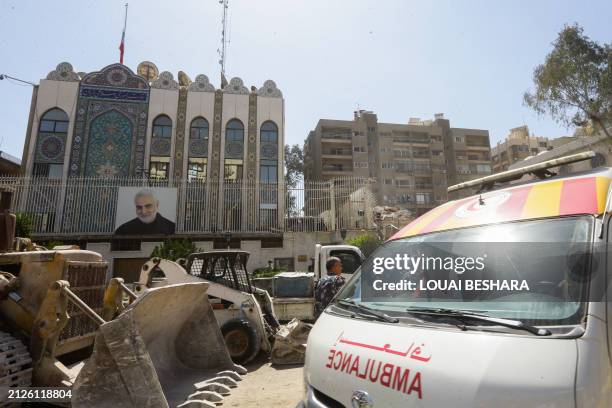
[114, 188, 175, 235]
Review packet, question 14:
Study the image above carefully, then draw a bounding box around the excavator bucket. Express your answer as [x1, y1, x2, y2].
[72, 282, 245, 408]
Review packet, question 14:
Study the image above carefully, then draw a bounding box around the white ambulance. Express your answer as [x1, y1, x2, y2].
[299, 152, 612, 408]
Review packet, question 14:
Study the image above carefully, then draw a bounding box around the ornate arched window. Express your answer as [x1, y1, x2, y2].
[187, 117, 210, 181]
[33, 108, 69, 178]
[190, 117, 209, 140]
[152, 115, 172, 138]
[260, 121, 278, 184]
[150, 115, 172, 179]
[224, 119, 244, 180]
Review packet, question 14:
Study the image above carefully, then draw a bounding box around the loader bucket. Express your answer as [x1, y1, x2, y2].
[72, 282, 245, 408]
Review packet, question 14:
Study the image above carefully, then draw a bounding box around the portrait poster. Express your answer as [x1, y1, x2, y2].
[114, 187, 177, 235]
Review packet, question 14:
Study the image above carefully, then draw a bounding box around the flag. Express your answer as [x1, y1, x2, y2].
[119, 29, 125, 64]
[119, 4, 128, 64]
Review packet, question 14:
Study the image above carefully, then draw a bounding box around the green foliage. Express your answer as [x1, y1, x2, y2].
[38, 240, 65, 250]
[346, 233, 382, 258]
[284, 144, 304, 187]
[252, 267, 287, 278]
[14, 213, 33, 238]
[151, 239, 198, 261]
[523, 24, 612, 137]
[285, 144, 305, 217]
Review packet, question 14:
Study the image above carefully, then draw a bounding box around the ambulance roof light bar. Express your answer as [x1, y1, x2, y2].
[447, 151, 596, 193]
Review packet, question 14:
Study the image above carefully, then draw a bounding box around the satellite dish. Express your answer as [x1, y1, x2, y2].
[137, 61, 159, 82]
[178, 71, 192, 87]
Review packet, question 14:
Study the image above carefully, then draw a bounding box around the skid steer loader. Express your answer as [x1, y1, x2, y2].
[134, 251, 280, 365]
[0, 191, 244, 407]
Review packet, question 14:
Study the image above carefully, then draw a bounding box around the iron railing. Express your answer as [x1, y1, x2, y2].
[0, 176, 376, 236]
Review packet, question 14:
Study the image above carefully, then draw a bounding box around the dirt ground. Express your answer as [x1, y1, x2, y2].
[222, 354, 304, 408]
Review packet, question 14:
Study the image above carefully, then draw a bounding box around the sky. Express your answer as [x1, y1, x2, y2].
[1, 0, 611, 160]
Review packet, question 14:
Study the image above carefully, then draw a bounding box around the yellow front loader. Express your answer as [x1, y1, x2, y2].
[0, 193, 244, 408]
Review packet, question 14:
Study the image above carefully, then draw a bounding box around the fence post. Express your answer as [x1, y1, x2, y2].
[329, 180, 336, 231]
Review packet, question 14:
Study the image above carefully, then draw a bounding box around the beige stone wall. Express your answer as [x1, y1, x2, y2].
[26, 79, 79, 177]
[147, 88, 179, 174]
[184, 91, 215, 177]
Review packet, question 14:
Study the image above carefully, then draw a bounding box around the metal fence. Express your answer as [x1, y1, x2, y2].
[0, 176, 376, 237]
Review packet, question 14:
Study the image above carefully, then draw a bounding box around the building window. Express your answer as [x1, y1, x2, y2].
[260, 121, 278, 184]
[213, 239, 241, 249]
[33, 163, 63, 179]
[353, 146, 366, 153]
[381, 163, 394, 169]
[40, 108, 69, 133]
[396, 179, 411, 187]
[226, 119, 244, 143]
[152, 115, 172, 138]
[34, 108, 69, 178]
[149, 156, 169, 179]
[224, 159, 243, 180]
[416, 193, 430, 204]
[188, 158, 207, 181]
[261, 238, 283, 248]
[455, 137, 464, 144]
[260, 121, 278, 143]
[260, 160, 277, 183]
[190, 117, 209, 140]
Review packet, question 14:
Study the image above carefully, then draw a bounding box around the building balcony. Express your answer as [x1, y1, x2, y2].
[465, 144, 491, 151]
[321, 136, 352, 144]
[321, 149, 353, 159]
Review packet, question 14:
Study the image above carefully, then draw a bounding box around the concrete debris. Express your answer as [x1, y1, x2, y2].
[270, 318, 312, 365]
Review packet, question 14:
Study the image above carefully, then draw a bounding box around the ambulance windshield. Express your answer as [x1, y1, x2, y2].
[335, 216, 595, 326]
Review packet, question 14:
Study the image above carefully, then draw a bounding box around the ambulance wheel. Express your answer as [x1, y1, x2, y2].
[221, 318, 261, 365]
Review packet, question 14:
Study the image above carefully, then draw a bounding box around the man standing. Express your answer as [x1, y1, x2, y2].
[314, 257, 345, 318]
[115, 188, 175, 235]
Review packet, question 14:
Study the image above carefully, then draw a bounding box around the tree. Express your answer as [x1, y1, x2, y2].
[15, 213, 33, 238]
[284, 144, 304, 187]
[284, 144, 304, 216]
[523, 24, 612, 138]
[346, 233, 382, 258]
[151, 239, 198, 261]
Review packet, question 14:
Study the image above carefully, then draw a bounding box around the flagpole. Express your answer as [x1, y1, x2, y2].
[119, 3, 128, 64]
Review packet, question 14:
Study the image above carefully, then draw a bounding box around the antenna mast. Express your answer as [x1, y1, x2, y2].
[218, 0, 229, 83]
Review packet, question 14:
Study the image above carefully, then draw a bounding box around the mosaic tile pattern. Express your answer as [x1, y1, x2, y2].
[85, 110, 133, 177]
[245, 92, 259, 229]
[68, 64, 149, 177]
[35, 133, 66, 163]
[173, 88, 188, 178]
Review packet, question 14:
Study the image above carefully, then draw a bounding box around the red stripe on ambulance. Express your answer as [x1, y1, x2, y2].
[559, 177, 598, 215]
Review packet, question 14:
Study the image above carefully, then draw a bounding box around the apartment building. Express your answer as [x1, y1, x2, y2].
[304, 111, 492, 215]
[491, 126, 576, 173]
